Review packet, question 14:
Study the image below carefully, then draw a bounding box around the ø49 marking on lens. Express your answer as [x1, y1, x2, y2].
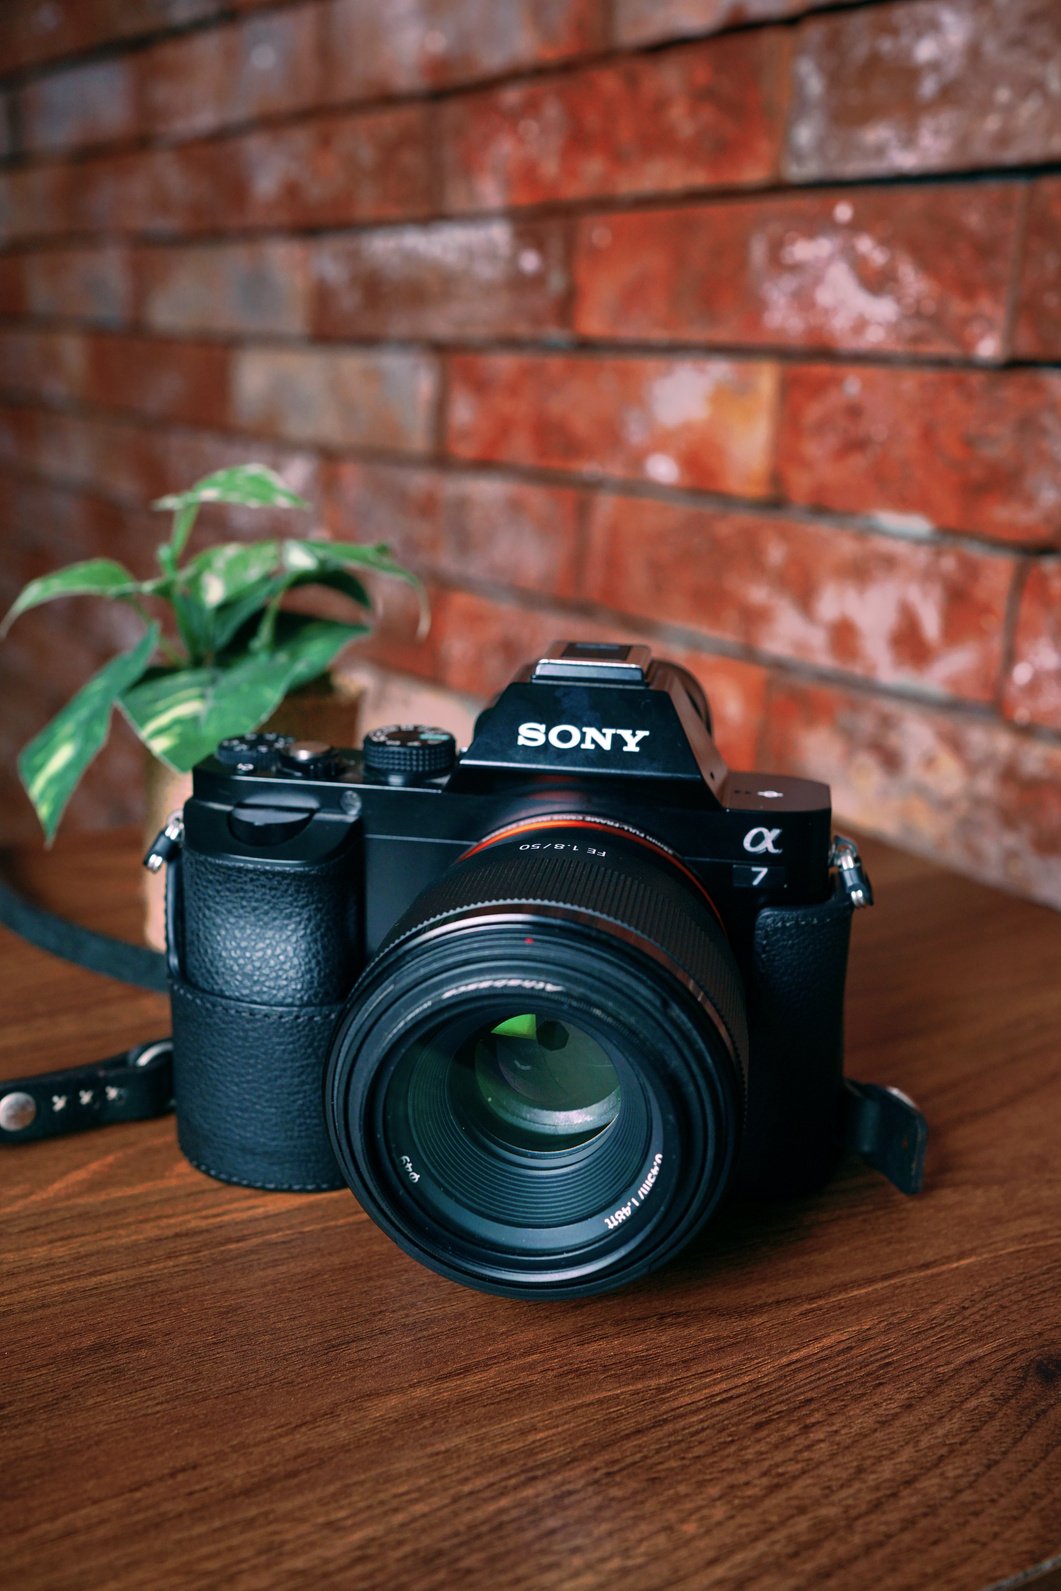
[400, 1154, 421, 1183]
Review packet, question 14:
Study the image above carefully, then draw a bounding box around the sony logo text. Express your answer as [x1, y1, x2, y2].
[517, 722, 651, 754]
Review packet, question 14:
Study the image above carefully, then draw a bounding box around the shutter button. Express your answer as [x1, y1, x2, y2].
[279, 740, 340, 778]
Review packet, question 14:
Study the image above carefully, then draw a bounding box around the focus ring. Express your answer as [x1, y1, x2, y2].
[379, 833, 748, 1074]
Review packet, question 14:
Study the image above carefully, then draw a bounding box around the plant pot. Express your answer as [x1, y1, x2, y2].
[141, 674, 364, 951]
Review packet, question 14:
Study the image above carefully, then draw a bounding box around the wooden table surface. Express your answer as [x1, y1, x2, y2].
[2, 829, 1059, 1591]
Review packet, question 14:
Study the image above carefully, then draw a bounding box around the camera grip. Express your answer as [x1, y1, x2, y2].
[169, 979, 346, 1190]
[167, 828, 360, 1191]
[738, 883, 853, 1195]
[180, 848, 360, 1005]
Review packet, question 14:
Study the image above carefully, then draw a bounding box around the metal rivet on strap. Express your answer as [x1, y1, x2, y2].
[0, 1091, 37, 1132]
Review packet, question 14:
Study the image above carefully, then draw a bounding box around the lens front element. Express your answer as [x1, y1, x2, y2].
[473, 1013, 622, 1147]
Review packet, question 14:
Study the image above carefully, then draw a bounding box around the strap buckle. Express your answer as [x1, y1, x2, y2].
[0, 1038, 174, 1144]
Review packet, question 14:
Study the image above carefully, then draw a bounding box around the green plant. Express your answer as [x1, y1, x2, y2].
[2, 463, 416, 842]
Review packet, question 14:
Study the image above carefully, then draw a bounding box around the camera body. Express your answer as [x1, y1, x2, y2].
[163, 641, 876, 1295]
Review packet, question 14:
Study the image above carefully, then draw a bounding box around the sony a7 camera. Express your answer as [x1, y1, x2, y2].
[149, 641, 925, 1298]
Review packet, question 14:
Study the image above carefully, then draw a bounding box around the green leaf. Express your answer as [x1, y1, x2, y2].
[181, 541, 283, 610]
[119, 617, 365, 772]
[154, 464, 309, 564]
[153, 465, 311, 514]
[284, 540, 417, 584]
[18, 624, 160, 844]
[2, 559, 142, 636]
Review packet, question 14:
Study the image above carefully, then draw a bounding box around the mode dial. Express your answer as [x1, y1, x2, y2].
[215, 732, 292, 771]
[363, 725, 457, 784]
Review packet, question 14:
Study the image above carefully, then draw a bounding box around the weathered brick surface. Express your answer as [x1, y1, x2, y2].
[137, 241, 311, 336]
[779, 366, 1061, 546]
[786, 0, 1061, 179]
[574, 185, 1017, 359]
[19, 57, 138, 155]
[0, 0, 222, 74]
[0, 0, 1057, 901]
[142, 8, 321, 140]
[1014, 179, 1061, 362]
[322, 0, 605, 102]
[1004, 562, 1061, 733]
[760, 678, 1061, 908]
[312, 220, 569, 341]
[447, 353, 779, 496]
[584, 495, 1013, 700]
[231, 347, 438, 453]
[1, 110, 435, 242]
[11, 247, 133, 326]
[325, 461, 584, 596]
[440, 31, 787, 212]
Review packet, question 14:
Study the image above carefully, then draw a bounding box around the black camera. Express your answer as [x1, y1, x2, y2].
[152, 641, 924, 1298]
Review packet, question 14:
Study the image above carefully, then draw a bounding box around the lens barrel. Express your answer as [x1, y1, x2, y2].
[325, 823, 748, 1298]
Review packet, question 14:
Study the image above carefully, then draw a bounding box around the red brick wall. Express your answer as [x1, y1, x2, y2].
[0, 0, 1059, 905]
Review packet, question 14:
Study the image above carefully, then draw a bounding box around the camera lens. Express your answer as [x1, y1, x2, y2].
[326, 822, 748, 1298]
[469, 1013, 621, 1146]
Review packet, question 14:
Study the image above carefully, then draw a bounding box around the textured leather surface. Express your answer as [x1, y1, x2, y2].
[737, 883, 853, 1195]
[170, 978, 345, 1191]
[180, 849, 359, 1006]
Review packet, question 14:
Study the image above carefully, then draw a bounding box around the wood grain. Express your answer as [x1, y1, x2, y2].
[1, 830, 1059, 1591]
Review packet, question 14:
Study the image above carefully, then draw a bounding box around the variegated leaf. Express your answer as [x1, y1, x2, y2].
[119, 618, 365, 772]
[2, 560, 144, 637]
[18, 624, 160, 844]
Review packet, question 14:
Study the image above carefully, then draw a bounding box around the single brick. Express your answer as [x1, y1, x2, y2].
[325, 460, 443, 567]
[217, 108, 433, 231]
[585, 495, 1013, 700]
[429, 586, 586, 695]
[1015, 179, 1061, 361]
[574, 184, 1017, 360]
[440, 29, 786, 212]
[231, 347, 438, 453]
[19, 57, 139, 155]
[312, 219, 568, 341]
[137, 241, 311, 336]
[325, 461, 585, 595]
[1004, 562, 1061, 732]
[447, 353, 779, 496]
[760, 677, 1061, 908]
[58, 107, 433, 238]
[322, 0, 604, 101]
[81, 334, 232, 427]
[0, 329, 86, 403]
[24, 247, 133, 326]
[786, 0, 1061, 180]
[142, 8, 321, 140]
[779, 365, 1061, 547]
[437, 473, 583, 596]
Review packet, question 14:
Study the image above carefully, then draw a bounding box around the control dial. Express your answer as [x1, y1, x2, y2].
[363, 725, 457, 784]
[279, 740, 341, 778]
[215, 732, 292, 771]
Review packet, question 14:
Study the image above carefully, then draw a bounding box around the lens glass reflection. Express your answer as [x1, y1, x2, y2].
[465, 1012, 621, 1149]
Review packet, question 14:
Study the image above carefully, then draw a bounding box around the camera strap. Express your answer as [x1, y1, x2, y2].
[0, 871, 175, 1141]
